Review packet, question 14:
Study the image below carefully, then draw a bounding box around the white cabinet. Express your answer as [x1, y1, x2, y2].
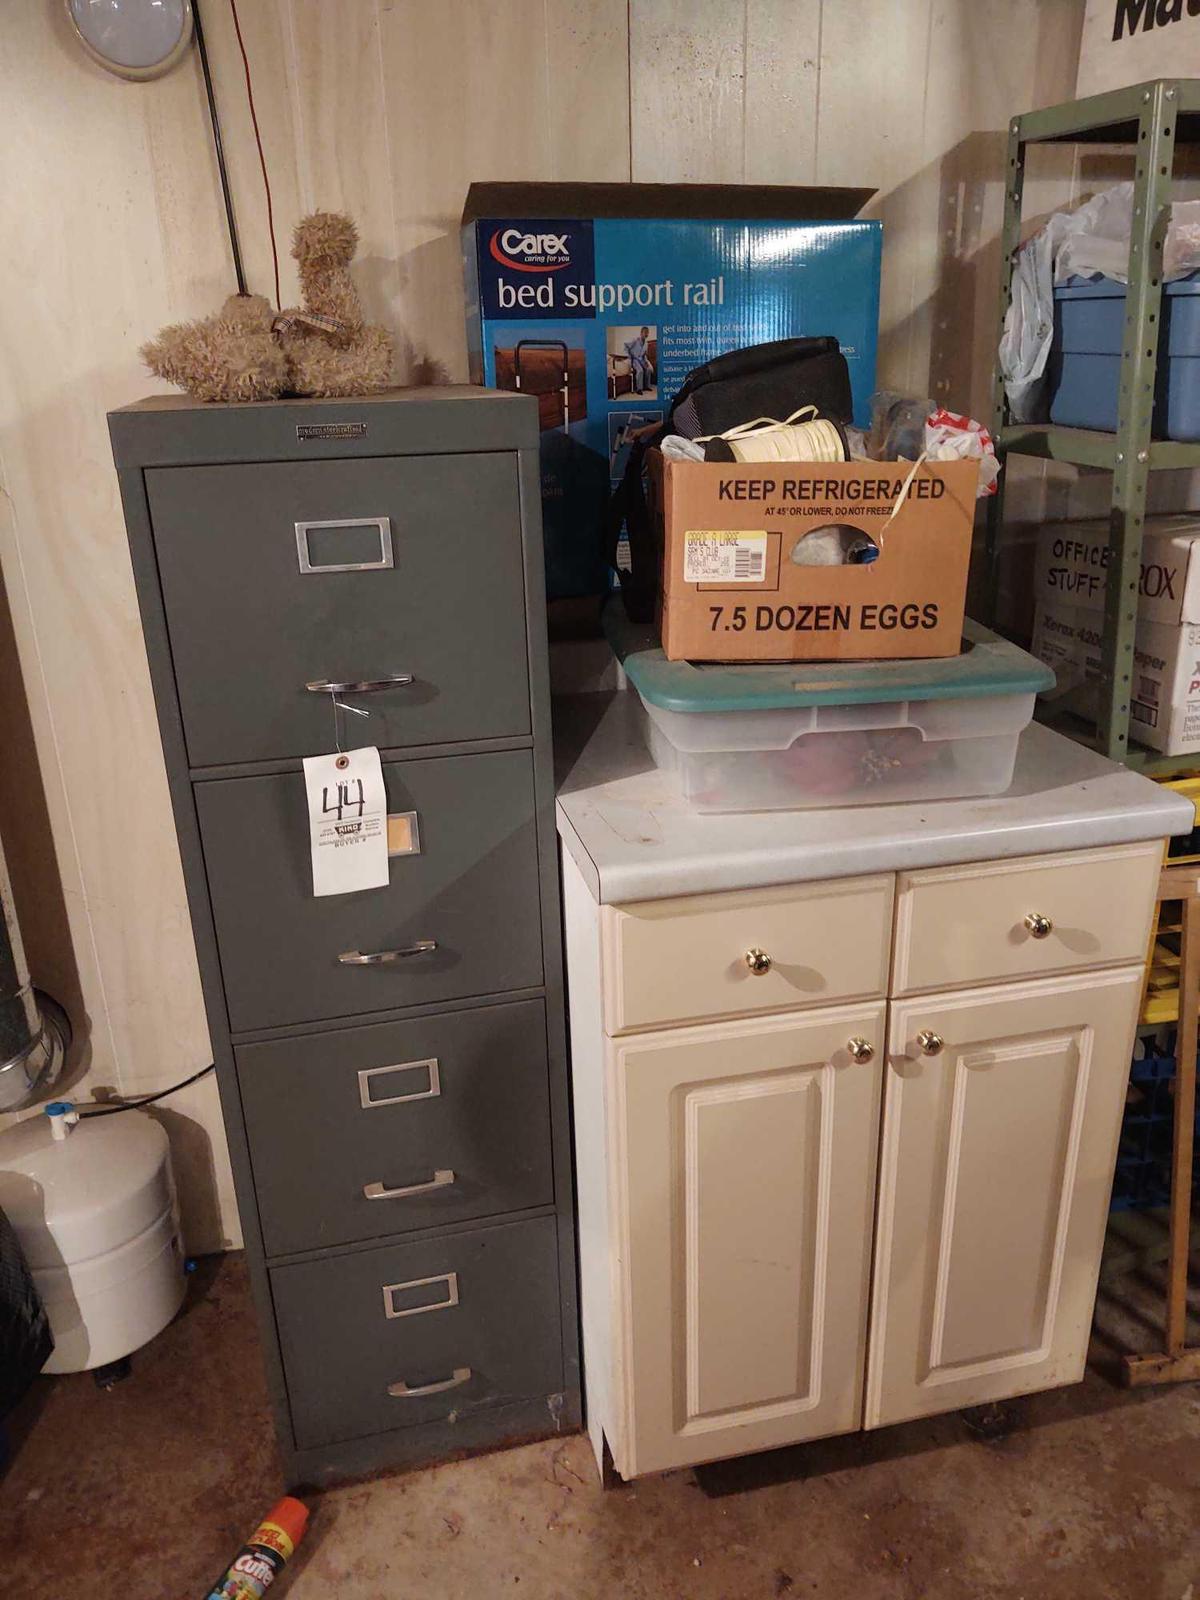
[866, 967, 1143, 1429]
[615, 1004, 885, 1475]
[562, 841, 1161, 1482]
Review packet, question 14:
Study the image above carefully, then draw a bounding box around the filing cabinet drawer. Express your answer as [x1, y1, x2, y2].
[239, 1000, 554, 1256]
[196, 749, 543, 1032]
[146, 454, 531, 767]
[272, 1216, 563, 1450]
[891, 841, 1161, 995]
[603, 875, 894, 1034]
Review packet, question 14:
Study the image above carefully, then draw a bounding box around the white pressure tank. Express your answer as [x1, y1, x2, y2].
[0, 1101, 185, 1372]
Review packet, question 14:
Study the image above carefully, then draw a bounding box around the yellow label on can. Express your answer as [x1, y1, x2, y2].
[252, 1521, 295, 1562]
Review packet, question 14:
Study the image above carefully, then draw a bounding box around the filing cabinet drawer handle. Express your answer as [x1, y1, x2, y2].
[363, 1169, 455, 1201]
[306, 674, 414, 694]
[339, 941, 438, 965]
[387, 1367, 471, 1399]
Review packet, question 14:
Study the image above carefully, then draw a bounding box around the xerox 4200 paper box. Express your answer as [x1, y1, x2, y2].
[462, 183, 882, 614]
[1032, 515, 1200, 755]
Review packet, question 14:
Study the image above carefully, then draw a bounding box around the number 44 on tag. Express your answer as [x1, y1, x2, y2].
[303, 746, 389, 896]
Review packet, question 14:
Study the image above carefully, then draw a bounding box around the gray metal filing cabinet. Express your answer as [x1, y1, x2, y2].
[108, 387, 580, 1486]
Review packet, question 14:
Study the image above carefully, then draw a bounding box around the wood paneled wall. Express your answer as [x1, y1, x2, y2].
[0, 0, 1083, 1250]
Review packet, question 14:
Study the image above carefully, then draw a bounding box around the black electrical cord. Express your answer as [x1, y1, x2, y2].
[192, 0, 246, 296]
[76, 1062, 216, 1118]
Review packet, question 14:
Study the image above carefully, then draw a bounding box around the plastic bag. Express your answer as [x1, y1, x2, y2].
[866, 390, 932, 461]
[1056, 182, 1200, 284]
[925, 407, 1000, 497]
[1000, 182, 1200, 423]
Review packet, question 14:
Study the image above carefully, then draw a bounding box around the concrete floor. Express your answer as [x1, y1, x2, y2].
[2, 1241, 1199, 1600]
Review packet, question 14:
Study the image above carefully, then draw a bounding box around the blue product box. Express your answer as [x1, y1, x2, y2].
[1050, 272, 1200, 441]
[462, 184, 881, 609]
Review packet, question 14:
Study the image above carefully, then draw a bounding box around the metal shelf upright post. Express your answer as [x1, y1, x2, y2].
[984, 78, 1200, 774]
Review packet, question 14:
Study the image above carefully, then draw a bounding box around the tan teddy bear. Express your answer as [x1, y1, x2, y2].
[140, 211, 393, 402]
[140, 292, 286, 403]
[275, 212, 393, 397]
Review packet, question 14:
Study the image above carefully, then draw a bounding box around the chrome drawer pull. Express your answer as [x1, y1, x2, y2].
[387, 1367, 471, 1399]
[306, 673, 414, 694]
[1024, 911, 1053, 939]
[744, 947, 773, 975]
[916, 1029, 945, 1056]
[846, 1037, 874, 1064]
[363, 1169, 455, 1201]
[339, 941, 437, 965]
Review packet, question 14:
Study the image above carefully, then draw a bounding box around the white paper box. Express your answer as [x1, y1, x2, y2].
[1032, 516, 1200, 756]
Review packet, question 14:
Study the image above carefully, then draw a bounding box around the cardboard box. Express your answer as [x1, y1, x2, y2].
[461, 182, 882, 606]
[1030, 515, 1200, 755]
[655, 456, 978, 663]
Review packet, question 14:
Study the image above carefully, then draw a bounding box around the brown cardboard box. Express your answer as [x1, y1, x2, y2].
[656, 456, 978, 662]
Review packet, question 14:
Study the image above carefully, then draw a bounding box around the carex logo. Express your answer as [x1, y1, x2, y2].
[489, 227, 572, 273]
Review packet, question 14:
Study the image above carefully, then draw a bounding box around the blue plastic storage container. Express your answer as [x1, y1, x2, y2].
[1049, 271, 1200, 440]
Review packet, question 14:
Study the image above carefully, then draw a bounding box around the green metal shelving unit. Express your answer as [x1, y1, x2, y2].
[985, 77, 1200, 774]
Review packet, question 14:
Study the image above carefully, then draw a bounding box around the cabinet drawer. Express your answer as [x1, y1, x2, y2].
[892, 841, 1160, 995]
[147, 454, 530, 767]
[196, 750, 543, 1033]
[272, 1217, 562, 1450]
[239, 1000, 554, 1257]
[603, 875, 893, 1034]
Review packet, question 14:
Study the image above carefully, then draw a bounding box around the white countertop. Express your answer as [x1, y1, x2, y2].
[554, 693, 1195, 904]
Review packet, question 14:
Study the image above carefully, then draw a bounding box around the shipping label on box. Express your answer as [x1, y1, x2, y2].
[462, 186, 881, 606]
[656, 457, 977, 663]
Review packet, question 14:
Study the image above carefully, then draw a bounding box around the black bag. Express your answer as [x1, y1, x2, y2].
[670, 335, 852, 439]
[606, 336, 852, 623]
[0, 1204, 52, 1418]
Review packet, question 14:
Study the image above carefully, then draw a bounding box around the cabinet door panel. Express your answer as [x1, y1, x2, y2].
[616, 1002, 885, 1475]
[866, 966, 1143, 1429]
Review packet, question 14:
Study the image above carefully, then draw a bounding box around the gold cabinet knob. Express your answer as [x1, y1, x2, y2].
[846, 1037, 874, 1064]
[744, 947, 773, 976]
[1024, 911, 1053, 939]
[916, 1029, 944, 1056]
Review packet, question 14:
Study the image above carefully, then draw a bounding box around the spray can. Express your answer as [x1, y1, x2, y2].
[204, 1497, 309, 1599]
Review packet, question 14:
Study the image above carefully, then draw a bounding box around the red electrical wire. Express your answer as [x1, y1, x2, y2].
[228, 0, 281, 310]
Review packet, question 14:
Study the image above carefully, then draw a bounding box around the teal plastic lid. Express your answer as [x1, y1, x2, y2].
[605, 603, 1054, 713]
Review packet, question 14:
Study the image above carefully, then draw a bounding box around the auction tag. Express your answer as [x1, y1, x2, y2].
[303, 746, 389, 897]
[683, 530, 767, 583]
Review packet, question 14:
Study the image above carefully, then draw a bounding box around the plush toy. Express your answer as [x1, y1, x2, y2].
[274, 212, 393, 398]
[140, 211, 393, 402]
[140, 292, 286, 403]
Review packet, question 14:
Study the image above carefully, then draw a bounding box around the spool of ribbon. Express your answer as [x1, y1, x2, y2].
[698, 405, 849, 463]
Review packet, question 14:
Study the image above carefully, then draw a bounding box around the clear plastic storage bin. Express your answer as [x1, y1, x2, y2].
[609, 609, 1053, 813]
